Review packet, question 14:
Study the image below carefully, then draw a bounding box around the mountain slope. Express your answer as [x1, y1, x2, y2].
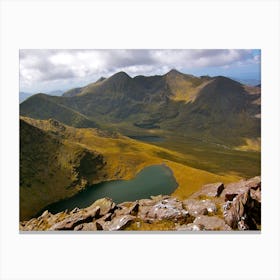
[20, 70, 261, 146]
[20, 118, 104, 220]
[20, 117, 242, 220]
[19, 91, 33, 103]
[161, 76, 260, 143]
[20, 93, 98, 128]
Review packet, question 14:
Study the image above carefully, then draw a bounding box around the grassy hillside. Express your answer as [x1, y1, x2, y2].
[20, 118, 106, 220]
[20, 117, 244, 220]
[20, 93, 98, 128]
[20, 70, 260, 147]
[19, 70, 260, 220]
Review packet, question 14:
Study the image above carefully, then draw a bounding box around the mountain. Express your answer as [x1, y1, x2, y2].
[63, 87, 83, 97]
[47, 90, 64, 96]
[20, 69, 261, 146]
[20, 117, 243, 220]
[19, 92, 33, 103]
[20, 90, 64, 103]
[162, 76, 260, 142]
[20, 117, 105, 220]
[20, 93, 98, 128]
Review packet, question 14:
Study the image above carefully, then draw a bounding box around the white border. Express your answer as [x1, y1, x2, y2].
[1, 1, 279, 280]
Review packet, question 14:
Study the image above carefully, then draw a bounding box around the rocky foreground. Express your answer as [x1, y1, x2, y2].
[20, 176, 261, 231]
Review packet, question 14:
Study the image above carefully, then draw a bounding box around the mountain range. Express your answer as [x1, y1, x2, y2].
[19, 90, 64, 103]
[19, 69, 261, 221]
[20, 116, 242, 220]
[20, 69, 261, 146]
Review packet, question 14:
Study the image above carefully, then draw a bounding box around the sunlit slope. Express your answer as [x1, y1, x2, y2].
[20, 118, 106, 220]
[161, 76, 260, 146]
[20, 93, 97, 128]
[21, 70, 260, 147]
[20, 117, 241, 220]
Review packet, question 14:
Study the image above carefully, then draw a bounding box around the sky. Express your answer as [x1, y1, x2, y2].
[19, 49, 261, 93]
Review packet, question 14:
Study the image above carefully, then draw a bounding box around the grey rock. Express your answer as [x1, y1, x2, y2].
[191, 182, 224, 198]
[138, 197, 189, 222]
[221, 176, 261, 200]
[95, 213, 113, 230]
[114, 202, 139, 216]
[70, 207, 80, 214]
[89, 198, 116, 216]
[101, 215, 135, 231]
[50, 206, 100, 230]
[41, 210, 49, 219]
[183, 199, 217, 217]
[176, 223, 205, 231]
[74, 222, 97, 231]
[193, 215, 232, 231]
[223, 177, 261, 230]
[250, 188, 261, 203]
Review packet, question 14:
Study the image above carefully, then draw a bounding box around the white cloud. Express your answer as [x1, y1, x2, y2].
[19, 49, 260, 92]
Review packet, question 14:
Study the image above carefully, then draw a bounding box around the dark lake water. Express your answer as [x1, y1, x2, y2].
[127, 135, 165, 143]
[38, 164, 177, 216]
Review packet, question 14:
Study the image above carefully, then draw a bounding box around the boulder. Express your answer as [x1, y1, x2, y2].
[19, 177, 261, 231]
[101, 215, 135, 231]
[89, 198, 116, 216]
[41, 210, 49, 219]
[114, 202, 139, 216]
[193, 215, 232, 231]
[222, 177, 261, 230]
[176, 223, 205, 231]
[250, 188, 261, 203]
[70, 207, 80, 214]
[50, 206, 100, 230]
[223, 192, 261, 230]
[95, 213, 113, 230]
[221, 176, 261, 200]
[138, 197, 189, 222]
[138, 195, 169, 207]
[74, 222, 97, 231]
[183, 199, 217, 217]
[190, 182, 224, 198]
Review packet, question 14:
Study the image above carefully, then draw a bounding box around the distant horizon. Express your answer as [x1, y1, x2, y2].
[20, 70, 261, 94]
[20, 49, 261, 93]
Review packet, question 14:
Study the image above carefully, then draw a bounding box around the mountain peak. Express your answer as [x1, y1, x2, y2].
[213, 75, 242, 86]
[166, 69, 182, 76]
[112, 71, 131, 79]
[95, 77, 106, 83]
[165, 69, 196, 80]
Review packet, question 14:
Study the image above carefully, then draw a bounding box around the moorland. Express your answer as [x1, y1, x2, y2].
[20, 69, 261, 227]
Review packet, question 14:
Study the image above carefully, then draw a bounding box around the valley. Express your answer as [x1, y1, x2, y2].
[20, 116, 242, 220]
[19, 69, 261, 228]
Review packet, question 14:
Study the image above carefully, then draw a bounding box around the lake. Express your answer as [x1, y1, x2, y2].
[38, 164, 178, 215]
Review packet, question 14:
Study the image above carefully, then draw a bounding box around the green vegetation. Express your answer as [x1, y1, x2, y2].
[20, 118, 103, 220]
[20, 117, 243, 220]
[20, 70, 260, 147]
[20, 93, 97, 128]
[19, 70, 261, 222]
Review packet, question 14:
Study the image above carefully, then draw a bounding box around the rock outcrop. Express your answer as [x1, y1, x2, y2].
[20, 177, 261, 231]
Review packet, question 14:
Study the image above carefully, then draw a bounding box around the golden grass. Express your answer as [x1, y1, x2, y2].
[166, 75, 211, 103]
[166, 161, 241, 199]
[125, 219, 177, 231]
[62, 124, 242, 198]
[21, 117, 244, 220]
[234, 137, 261, 152]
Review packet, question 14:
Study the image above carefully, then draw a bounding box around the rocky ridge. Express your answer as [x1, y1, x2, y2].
[20, 176, 261, 231]
[20, 70, 261, 147]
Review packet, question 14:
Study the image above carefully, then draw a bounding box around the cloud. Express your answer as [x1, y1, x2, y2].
[19, 49, 260, 92]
